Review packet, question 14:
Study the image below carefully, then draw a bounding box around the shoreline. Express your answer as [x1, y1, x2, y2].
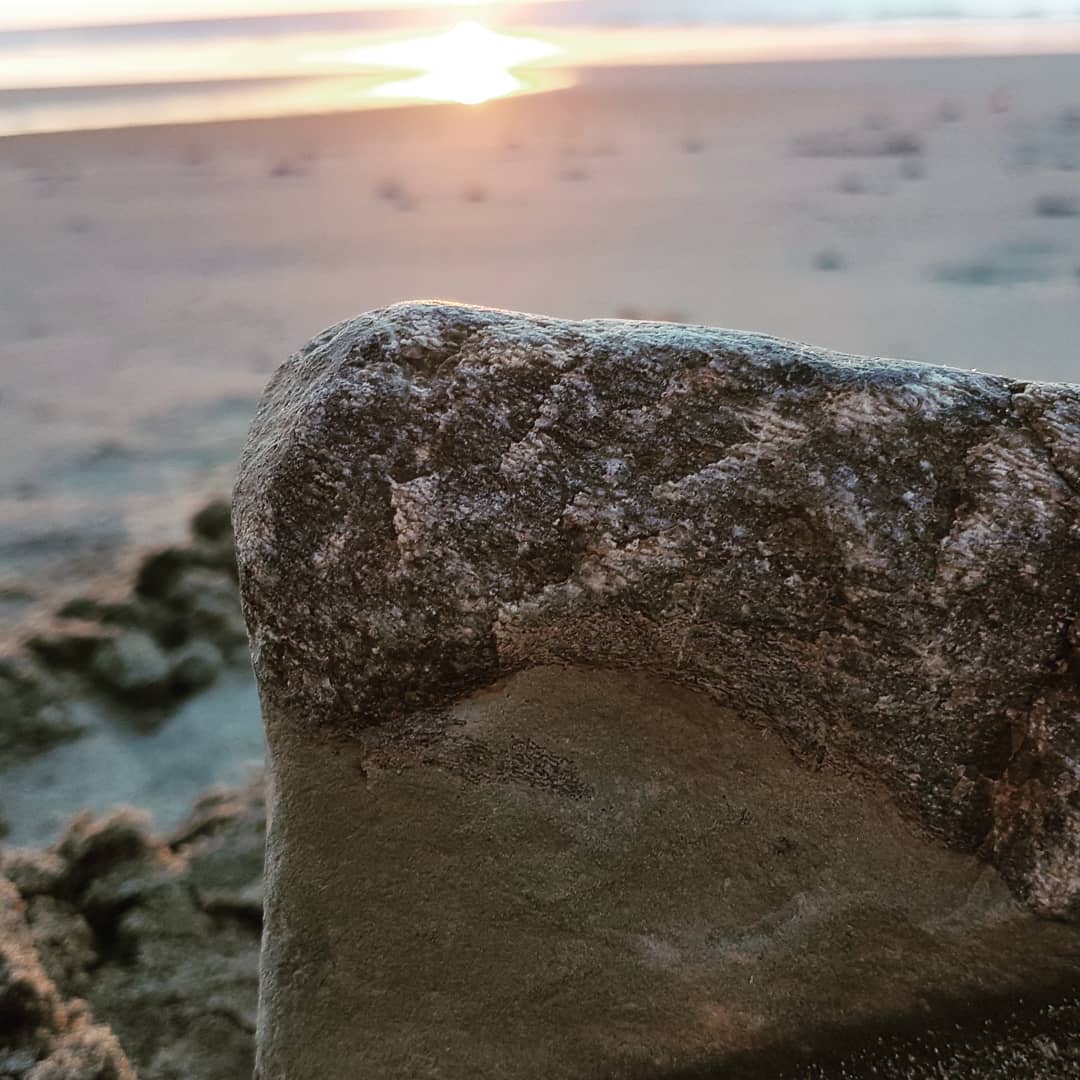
[1, 48, 1079, 146]
[3, 28, 1080, 138]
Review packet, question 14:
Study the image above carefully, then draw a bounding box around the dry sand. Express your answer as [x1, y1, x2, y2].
[2, 52, 1080, 607]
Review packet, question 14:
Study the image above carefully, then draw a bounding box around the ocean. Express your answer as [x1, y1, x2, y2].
[3, 0, 1080, 135]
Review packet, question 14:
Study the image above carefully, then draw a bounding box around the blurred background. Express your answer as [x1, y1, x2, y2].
[2, 0, 1080, 841]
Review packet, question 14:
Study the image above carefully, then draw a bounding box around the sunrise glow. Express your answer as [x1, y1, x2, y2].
[0, 0, 504, 31]
[339, 21, 562, 105]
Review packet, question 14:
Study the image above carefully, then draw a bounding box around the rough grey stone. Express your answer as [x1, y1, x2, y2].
[24, 1022, 134, 1080]
[66, 597, 168, 637]
[164, 571, 246, 654]
[233, 302, 1079, 1077]
[133, 548, 196, 602]
[24, 898, 97, 997]
[24, 627, 111, 672]
[71, 788, 263, 1080]
[184, 805, 264, 921]
[3, 499, 247, 764]
[0, 877, 134, 1080]
[0, 852, 65, 900]
[0, 885, 62, 1037]
[88, 634, 170, 702]
[0, 657, 84, 766]
[167, 640, 224, 694]
[0, 779, 265, 1080]
[52, 600, 109, 624]
[55, 809, 157, 896]
[235, 301, 1079, 919]
[189, 499, 233, 545]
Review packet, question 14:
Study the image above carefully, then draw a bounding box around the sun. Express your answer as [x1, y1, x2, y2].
[339, 21, 561, 106]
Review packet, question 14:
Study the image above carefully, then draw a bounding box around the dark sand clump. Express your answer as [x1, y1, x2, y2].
[1, 777, 264, 1080]
[0, 500, 246, 776]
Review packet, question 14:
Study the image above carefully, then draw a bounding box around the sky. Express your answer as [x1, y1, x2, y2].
[3, 0, 1080, 32]
[0, 0, 503, 31]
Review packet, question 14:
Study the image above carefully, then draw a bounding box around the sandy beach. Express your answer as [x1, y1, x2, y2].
[1, 48, 1079, 1080]
[3, 49, 1080, 839]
